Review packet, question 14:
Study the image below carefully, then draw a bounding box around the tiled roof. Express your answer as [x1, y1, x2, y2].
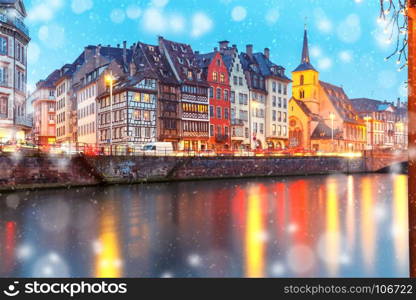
[293, 99, 320, 121]
[129, 42, 178, 85]
[159, 37, 208, 86]
[239, 52, 266, 92]
[320, 81, 360, 123]
[350, 98, 395, 113]
[195, 52, 216, 80]
[36, 69, 61, 89]
[253, 53, 291, 81]
[311, 121, 343, 140]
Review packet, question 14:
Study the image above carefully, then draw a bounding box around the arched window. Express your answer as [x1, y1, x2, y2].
[300, 75, 304, 85]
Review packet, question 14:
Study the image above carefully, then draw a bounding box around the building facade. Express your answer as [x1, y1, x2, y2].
[97, 76, 158, 154]
[31, 70, 60, 146]
[240, 45, 268, 149]
[55, 65, 76, 145]
[196, 50, 231, 150]
[134, 42, 181, 150]
[289, 29, 366, 153]
[159, 37, 209, 151]
[254, 48, 291, 149]
[218, 42, 251, 150]
[0, 0, 30, 143]
[351, 97, 408, 150]
[73, 43, 132, 146]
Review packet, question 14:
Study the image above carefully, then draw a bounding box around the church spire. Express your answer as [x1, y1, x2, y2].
[293, 27, 316, 72]
[301, 28, 310, 64]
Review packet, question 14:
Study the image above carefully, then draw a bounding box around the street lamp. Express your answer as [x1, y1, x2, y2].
[364, 116, 372, 150]
[105, 71, 114, 155]
[329, 112, 335, 152]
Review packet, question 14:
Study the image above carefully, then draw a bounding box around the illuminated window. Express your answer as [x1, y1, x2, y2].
[220, 73, 225, 83]
[300, 75, 304, 85]
[213, 72, 218, 81]
[133, 110, 141, 120]
[143, 111, 150, 121]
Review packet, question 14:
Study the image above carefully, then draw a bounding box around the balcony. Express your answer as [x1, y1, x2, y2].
[0, 14, 29, 36]
[231, 119, 245, 126]
[215, 134, 229, 143]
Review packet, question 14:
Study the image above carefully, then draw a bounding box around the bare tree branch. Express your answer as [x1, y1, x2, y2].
[379, 0, 408, 72]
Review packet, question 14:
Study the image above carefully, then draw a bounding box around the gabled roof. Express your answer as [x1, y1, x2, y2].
[320, 81, 360, 123]
[195, 52, 217, 80]
[158, 37, 208, 86]
[130, 42, 178, 85]
[292, 98, 320, 121]
[350, 98, 396, 113]
[36, 69, 60, 89]
[253, 52, 291, 82]
[311, 121, 343, 140]
[239, 52, 267, 92]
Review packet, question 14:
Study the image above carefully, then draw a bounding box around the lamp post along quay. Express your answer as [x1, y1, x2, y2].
[106, 71, 115, 156]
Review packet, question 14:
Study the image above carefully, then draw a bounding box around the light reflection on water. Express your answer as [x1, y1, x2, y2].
[0, 173, 409, 278]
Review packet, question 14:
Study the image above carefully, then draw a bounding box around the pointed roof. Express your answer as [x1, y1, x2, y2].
[0, 0, 26, 17]
[293, 29, 316, 72]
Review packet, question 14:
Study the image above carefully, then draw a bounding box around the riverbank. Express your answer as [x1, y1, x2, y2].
[0, 153, 381, 192]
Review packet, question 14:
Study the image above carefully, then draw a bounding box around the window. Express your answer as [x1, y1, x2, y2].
[0, 96, 7, 115]
[283, 112, 287, 122]
[278, 112, 282, 122]
[300, 75, 304, 85]
[278, 97, 282, 108]
[260, 123, 264, 134]
[272, 110, 276, 121]
[220, 73, 225, 83]
[0, 36, 7, 55]
[216, 107, 222, 119]
[216, 88, 221, 100]
[210, 125, 214, 136]
[224, 108, 229, 120]
[233, 76, 237, 85]
[272, 96, 276, 107]
[231, 91, 235, 103]
[209, 87, 214, 98]
[213, 72, 218, 81]
[278, 83, 282, 93]
[224, 90, 229, 101]
[143, 111, 150, 121]
[283, 98, 287, 109]
[210, 105, 214, 117]
[0, 67, 7, 85]
[239, 77, 243, 86]
[272, 82, 276, 92]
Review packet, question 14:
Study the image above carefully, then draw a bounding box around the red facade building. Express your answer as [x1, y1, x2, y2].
[196, 51, 231, 150]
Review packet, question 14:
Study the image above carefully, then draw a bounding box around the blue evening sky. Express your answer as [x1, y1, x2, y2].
[25, 0, 407, 103]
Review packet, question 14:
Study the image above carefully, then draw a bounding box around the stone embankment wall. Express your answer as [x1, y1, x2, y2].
[2, 153, 398, 191]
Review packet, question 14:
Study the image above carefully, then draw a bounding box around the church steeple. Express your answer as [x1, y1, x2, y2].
[294, 28, 316, 72]
[301, 29, 310, 64]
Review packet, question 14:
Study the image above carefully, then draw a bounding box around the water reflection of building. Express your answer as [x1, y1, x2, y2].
[95, 198, 123, 278]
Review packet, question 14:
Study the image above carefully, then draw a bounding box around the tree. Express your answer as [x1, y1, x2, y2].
[380, 0, 416, 278]
[379, 0, 409, 70]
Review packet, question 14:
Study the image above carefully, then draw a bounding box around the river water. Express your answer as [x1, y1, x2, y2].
[0, 173, 408, 278]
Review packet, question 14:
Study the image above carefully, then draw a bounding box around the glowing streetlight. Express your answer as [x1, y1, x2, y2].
[105, 71, 115, 155]
[329, 112, 335, 151]
[364, 115, 372, 150]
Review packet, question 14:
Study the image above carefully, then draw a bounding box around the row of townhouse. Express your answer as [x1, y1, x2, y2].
[30, 30, 408, 153]
[31, 36, 292, 152]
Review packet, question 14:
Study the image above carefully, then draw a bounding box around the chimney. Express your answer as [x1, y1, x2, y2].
[130, 60, 136, 77]
[219, 40, 229, 50]
[232, 44, 237, 49]
[117, 44, 120, 48]
[246, 44, 253, 59]
[264, 48, 270, 59]
[96, 44, 101, 67]
[123, 41, 127, 66]
[214, 47, 218, 52]
[195, 51, 200, 55]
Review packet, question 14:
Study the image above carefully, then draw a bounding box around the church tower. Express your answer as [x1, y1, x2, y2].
[292, 28, 320, 115]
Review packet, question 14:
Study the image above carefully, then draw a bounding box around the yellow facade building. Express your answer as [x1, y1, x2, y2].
[288, 29, 366, 152]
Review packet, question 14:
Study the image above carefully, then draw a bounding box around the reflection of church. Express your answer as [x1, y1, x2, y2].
[288, 29, 366, 152]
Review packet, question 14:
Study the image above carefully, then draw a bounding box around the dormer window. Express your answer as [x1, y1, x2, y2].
[172, 44, 178, 51]
[177, 57, 184, 64]
[148, 46, 155, 52]
[154, 56, 160, 62]
[187, 71, 193, 80]
[180, 45, 187, 53]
